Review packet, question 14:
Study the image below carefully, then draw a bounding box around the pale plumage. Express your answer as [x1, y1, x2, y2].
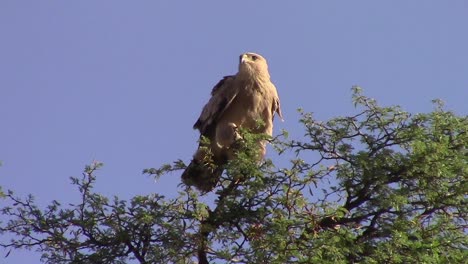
[182, 52, 282, 191]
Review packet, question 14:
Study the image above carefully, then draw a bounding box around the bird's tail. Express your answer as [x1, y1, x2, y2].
[181, 159, 223, 192]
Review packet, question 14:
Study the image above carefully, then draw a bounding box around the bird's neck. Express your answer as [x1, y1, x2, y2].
[236, 74, 271, 94]
[237, 69, 270, 83]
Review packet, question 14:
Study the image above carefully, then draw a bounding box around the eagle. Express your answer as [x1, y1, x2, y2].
[181, 52, 282, 192]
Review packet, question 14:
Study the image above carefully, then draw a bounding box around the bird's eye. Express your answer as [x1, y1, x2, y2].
[252, 55, 258, 61]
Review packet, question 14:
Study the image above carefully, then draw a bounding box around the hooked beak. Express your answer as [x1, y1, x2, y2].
[240, 54, 248, 64]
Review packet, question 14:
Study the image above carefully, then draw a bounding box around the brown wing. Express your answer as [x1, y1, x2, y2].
[272, 84, 283, 121]
[193, 76, 238, 136]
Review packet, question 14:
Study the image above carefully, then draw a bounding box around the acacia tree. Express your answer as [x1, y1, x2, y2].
[1, 88, 467, 263]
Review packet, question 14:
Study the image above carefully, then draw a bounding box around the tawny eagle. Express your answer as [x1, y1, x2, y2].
[182, 52, 282, 191]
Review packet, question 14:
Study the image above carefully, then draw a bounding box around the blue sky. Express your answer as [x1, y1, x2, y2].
[1, 1, 467, 262]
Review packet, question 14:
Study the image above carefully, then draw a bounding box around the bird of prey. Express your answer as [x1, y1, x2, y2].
[181, 52, 282, 192]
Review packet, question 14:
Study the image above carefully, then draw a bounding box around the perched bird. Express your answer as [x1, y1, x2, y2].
[181, 52, 282, 192]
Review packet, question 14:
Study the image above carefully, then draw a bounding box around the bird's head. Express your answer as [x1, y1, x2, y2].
[238, 52, 270, 80]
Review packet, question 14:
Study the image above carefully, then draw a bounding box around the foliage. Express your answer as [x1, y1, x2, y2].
[1, 89, 467, 263]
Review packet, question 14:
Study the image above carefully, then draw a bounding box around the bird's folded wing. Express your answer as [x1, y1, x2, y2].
[193, 76, 238, 136]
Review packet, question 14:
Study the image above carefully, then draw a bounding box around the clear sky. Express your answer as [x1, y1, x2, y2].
[1, 1, 467, 262]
